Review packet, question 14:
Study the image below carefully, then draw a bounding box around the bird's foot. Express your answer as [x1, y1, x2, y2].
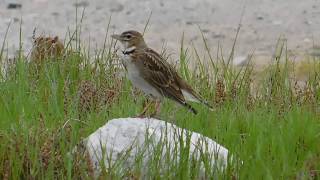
[134, 113, 148, 118]
[135, 99, 161, 119]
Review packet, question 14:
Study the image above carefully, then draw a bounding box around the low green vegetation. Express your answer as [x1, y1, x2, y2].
[0, 24, 319, 179]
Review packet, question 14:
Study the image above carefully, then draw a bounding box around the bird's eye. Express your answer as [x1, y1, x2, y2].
[125, 35, 132, 39]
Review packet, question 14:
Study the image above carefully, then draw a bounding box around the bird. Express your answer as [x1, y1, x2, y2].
[112, 30, 212, 115]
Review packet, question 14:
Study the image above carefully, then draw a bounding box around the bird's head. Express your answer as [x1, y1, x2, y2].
[112, 30, 147, 50]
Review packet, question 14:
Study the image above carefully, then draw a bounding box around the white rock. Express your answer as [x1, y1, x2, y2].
[79, 118, 229, 177]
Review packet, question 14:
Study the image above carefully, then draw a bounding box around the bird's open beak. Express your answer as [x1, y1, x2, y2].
[111, 34, 122, 40]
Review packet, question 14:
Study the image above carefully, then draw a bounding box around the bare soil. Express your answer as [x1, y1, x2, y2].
[1, 0, 320, 64]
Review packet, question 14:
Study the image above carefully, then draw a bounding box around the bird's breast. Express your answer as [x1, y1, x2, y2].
[123, 56, 162, 98]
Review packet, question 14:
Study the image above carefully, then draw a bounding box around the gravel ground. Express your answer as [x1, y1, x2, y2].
[1, 0, 320, 64]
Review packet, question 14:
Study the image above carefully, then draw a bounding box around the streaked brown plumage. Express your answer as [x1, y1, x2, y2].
[112, 30, 212, 114]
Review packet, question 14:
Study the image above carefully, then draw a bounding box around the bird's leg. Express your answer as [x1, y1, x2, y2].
[150, 99, 161, 117]
[136, 98, 154, 118]
[155, 99, 161, 114]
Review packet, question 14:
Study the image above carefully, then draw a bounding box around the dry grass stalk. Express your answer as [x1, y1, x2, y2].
[215, 78, 226, 105]
[78, 80, 98, 115]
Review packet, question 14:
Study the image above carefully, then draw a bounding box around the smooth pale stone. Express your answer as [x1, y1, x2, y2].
[78, 118, 229, 177]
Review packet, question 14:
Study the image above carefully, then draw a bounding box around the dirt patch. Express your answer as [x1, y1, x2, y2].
[1, 0, 319, 64]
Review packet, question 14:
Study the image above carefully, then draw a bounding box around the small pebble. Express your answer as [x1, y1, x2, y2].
[256, 16, 264, 20]
[7, 3, 22, 9]
[212, 32, 225, 39]
[110, 4, 124, 12]
[73, 1, 89, 8]
[201, 29, 209, 33]
[13, 17, 20, 22]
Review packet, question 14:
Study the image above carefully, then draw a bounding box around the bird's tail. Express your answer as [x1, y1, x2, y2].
[183, 102, 198, 115]
[182, 89, 213, 111]
[199, 99, 214, 111]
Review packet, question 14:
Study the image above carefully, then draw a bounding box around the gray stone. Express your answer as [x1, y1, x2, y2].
[110, 4, 124, 12]
[256, 16, 264, 20]
[7, 3, 22, 9]
[73, 1, 89, 8]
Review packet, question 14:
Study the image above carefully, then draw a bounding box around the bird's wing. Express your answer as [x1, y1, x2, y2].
[132, 48, 187, 104]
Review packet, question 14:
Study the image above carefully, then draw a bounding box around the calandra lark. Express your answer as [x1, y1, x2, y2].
[112, 30, 212, 115]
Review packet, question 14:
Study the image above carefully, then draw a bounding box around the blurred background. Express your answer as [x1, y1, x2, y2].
[1, 0, 320, 64]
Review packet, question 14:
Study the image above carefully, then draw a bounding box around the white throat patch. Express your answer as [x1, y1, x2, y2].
[123, 46, 136, 54]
